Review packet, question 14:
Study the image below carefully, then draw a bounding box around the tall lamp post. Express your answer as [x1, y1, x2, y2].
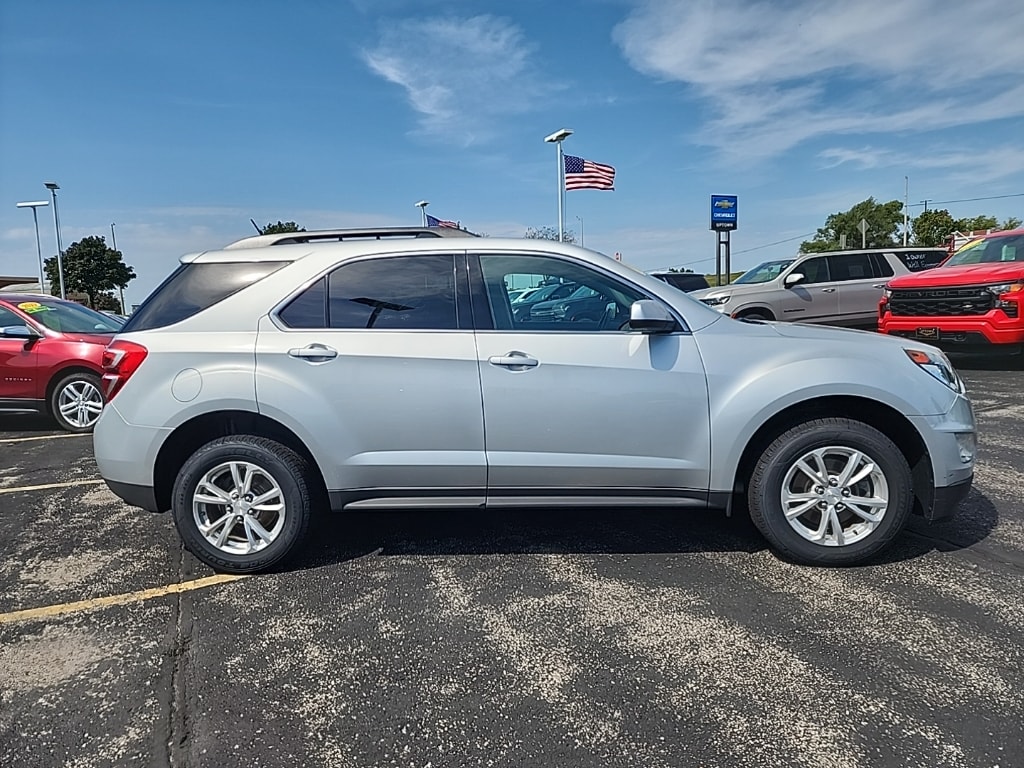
[575, 215, 584, 247]
[110, 222, 126, 314]
[43, 182, 66, 299]
[544, 128, 573, 241]
[415, 200, 430, 226]
[15, 200, 50, 292]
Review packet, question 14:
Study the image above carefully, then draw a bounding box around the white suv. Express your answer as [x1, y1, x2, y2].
[94, 230, 975, 573]
[690, 247, 948, 327]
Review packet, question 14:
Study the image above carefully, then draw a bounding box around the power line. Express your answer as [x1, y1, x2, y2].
[906, 192, 1024, 209]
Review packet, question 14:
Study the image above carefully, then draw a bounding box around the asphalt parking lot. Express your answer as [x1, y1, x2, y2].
[1, 363, 1022, 768]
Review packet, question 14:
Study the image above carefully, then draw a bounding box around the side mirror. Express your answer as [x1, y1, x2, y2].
[628, 300, 677, 334]
[1, 324, 40, 340]
[784, 272, 805, 288]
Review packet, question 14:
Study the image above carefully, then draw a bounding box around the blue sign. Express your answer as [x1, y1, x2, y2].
[711, 195, 738, 231]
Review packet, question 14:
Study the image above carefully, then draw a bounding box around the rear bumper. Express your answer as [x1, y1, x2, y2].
[105, 479, 162, 512]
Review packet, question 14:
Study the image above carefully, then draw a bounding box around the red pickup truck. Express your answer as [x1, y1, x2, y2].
[878, 228, 1024, 354]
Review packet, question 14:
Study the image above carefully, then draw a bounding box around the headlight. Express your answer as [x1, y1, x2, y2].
[701, 295, 730, 307]
[904, 348, 964, 393]
[985, 281, 1023, 296]
[883, 288, 893, 299]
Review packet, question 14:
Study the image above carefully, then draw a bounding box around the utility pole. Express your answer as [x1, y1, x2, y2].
[903, 176, 909, 246]
[921, 199, 932, 212]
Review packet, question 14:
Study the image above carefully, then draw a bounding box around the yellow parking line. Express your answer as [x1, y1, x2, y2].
[0, 479, 105, 495]
[0, 574, 247, 625]
[0, 433, 90, 444]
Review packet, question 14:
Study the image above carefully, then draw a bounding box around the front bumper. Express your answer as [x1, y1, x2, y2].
[929, 476, 973, 521]
[880, 310, 1024, 348]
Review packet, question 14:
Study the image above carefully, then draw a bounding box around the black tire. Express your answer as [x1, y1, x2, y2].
[747, 418, 912, 566]
[739, 310, 773, 322]
[49, 372, 104, 433]
[172, 435, 314, 573]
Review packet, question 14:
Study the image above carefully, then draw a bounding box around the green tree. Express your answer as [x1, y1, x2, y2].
[525, 226, 576, 244]
[912, 209, 958, 247]
[800, 197, 905, 252]
[261, 220, 306, 234]
[44, 236, 136, 308]
[1000, 217, 1023, 231]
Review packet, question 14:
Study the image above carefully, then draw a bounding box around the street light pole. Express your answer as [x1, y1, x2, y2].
[576, 215, 584, 247]
[43, 182, 66, 299]
[544, 128, 573, 242]
[110, 222, 126, 314]
[415, 200, 430, 226]
[16, 200, 50, 292]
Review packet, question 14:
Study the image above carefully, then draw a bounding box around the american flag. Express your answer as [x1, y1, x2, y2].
[426, 213, 459, 228]
[564, 154, 615, 191]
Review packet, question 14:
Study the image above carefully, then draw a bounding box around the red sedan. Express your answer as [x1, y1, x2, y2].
[0, 294, 123, 432]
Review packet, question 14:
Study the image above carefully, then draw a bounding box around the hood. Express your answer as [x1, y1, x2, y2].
[889, 261, 1024, 288]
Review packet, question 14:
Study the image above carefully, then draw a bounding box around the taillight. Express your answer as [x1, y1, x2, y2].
[101, 340, 148, 401]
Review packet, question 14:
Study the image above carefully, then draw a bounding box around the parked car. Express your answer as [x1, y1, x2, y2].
[648, 271, 711, 292]
[93, 233, 975, 573]
[690, 247, 948, 328]
[0, 294, 123, 431]
[879, 229, 1024, 355]
[528, 284, 614, 323]
[510, 281, 577, 321]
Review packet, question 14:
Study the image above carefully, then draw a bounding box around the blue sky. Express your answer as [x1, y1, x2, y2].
[2, 0, 1023, 305]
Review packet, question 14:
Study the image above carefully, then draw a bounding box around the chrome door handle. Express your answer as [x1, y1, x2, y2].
[821, 287, 837, 293]
[872, 283, 887, 289]
[488, 352, 539, 370]
[288, 344, 338, 361]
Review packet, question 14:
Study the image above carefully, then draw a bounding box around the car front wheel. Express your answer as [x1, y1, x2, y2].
[748, 418, 913, 566]
[50, 372, 104, 432]
[171, 436, 314, 573]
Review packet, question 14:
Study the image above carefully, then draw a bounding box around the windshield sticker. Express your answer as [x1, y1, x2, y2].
[16, 301, 53, 314]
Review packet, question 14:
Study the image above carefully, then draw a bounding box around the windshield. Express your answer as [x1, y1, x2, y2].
[14, 299, 123, 334]
[732, 260, 795, 285]
[946, 234, 1024, 267]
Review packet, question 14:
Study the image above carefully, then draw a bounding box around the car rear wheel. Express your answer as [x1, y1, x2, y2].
[748, 418, 913, 566]
[171, 436, 314, 573]
[50, 372, 104, 433]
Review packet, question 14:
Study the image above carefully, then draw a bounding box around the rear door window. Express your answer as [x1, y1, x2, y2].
[327, 255, 458, 330]
[123, 262, 288, 332]
[826, 253, 874, 282]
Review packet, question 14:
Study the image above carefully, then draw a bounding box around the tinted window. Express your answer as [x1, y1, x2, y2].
[871, 253, 895, 278]
[328, 255, 457, 330]
[0, 306, 23, 328]
[734, 260, 794, 284]
[652, 273, 710, 292]
[895, 250, 946, 272]
[479, 254, 647, 332]
[124, 262, 288, 332]
[278, 277, 327, 328]
[827, 253, 874, 282]
[798, 257, 830, 284]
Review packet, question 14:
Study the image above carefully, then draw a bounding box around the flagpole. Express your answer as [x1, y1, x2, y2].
[544, 128, 573, 242]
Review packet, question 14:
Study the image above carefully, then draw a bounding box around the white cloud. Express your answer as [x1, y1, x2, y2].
[613, 0, 1024, 161]
[362, 15, 555, 144]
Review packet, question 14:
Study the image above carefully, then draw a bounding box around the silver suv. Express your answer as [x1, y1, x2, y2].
[93, 232, 975, 573]
[690, 248, 948, 327]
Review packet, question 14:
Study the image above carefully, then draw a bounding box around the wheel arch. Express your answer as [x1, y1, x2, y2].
[153, 410, 328, 514]
[732, 305, 776, 320]
[45, 365, 103, 411]
[730, 395, 932, 517]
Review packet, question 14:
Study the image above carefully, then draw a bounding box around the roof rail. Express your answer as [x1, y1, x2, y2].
[224, 226, 478, 250]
